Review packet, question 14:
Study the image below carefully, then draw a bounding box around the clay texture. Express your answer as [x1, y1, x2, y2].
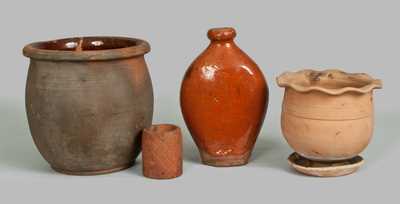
[142, 124, 183, 179]
[180, 27, 268, 167]
[23, 36, 153, 175]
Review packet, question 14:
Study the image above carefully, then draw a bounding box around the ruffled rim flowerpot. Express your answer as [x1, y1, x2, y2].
[277, 69, 382, 177]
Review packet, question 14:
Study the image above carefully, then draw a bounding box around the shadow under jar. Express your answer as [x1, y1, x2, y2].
[23, 36, 153, 175]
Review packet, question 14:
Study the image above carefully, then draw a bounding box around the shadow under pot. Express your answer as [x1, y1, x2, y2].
[276, 69, 382, 177]
[23, 36, 153, 175]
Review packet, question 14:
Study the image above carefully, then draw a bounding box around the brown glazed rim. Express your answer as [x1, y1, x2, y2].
[276, 69, 383, 95]
[23, 36, 150, 61]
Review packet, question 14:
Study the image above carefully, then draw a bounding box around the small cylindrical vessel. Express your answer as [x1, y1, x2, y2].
[142, 124, 183, 179]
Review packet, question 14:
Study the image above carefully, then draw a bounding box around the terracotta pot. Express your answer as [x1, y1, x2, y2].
[142, 124, 182, 179]
[277, 69, 382, 162]
[23, 36, 153, 175]
[180, 27, 269, 167]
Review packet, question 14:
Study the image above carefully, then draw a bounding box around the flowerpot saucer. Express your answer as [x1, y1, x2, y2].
[288, 152, 364, 177]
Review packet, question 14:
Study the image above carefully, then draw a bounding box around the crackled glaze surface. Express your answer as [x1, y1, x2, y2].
[142, 124, 182, 179]
[277, 69, 382, 162]
[180, 27, 268, 166]
[23, 36, 153, 175]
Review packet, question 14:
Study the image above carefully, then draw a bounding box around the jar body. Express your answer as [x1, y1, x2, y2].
[180, 28, 268, 166]
[26, 57, 153, 175]
[281, 88, 373, 161]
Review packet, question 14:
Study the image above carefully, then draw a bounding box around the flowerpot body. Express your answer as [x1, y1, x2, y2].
[180, 28, 268, 166]
[23, 37, 153, 175]
[277, 69, 382, 161]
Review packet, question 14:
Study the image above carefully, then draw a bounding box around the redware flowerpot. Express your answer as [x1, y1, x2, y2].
[277, 69, 382, 162]
[23, 36, 153, 175]
[180, 27, 269, 167]
[277, 69, 382, 177]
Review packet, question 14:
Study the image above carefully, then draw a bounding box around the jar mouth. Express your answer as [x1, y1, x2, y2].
[23, 36, 150, 61]
[276, 69, 383, 95]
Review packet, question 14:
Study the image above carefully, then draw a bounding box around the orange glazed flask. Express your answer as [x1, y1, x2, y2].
[180, 27, 269, 167]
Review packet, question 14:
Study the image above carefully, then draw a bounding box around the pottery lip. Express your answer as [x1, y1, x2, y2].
[143, 124, 181, 136]
[23, 36, 150, 61]
[207, 27, 237, 41]
[276, 69, 383, 95]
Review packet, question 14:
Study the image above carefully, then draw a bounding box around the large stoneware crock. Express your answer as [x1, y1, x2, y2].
[23, 36, 153, 175]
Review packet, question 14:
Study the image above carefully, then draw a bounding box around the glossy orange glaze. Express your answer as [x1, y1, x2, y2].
[180, 27, 268, 166]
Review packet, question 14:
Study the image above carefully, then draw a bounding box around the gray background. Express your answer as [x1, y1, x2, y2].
[0, 0, 399, 203]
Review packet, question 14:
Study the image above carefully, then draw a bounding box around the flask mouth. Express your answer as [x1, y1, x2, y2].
[207, 27, 236, 41]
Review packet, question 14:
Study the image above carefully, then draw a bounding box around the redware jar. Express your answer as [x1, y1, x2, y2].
[180, 27, 269, 167]
[23, 36, 153, 175]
